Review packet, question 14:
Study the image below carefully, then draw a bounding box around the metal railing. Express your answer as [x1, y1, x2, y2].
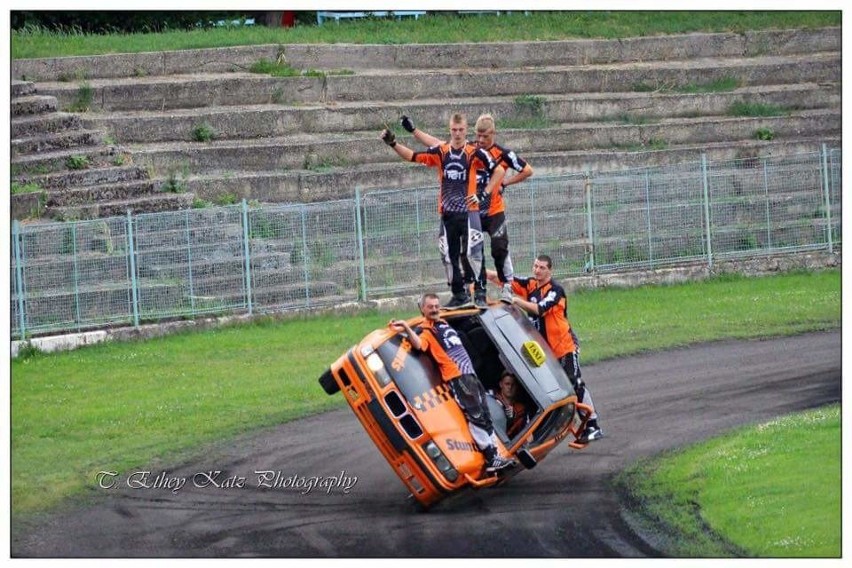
[10, 146, 842, 339]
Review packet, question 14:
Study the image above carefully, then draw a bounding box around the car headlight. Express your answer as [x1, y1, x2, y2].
[422, 441, 459, 483]
[366, 353, 391, 387]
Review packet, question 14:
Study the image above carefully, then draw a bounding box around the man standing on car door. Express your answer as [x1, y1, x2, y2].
[488, 255, 603, 443]
[390, 293, 514, 472]
[381, 114, 505, 308]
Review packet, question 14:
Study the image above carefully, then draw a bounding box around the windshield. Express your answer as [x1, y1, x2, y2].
[376, 334, 443, 405]
[530, 403, 574, 446]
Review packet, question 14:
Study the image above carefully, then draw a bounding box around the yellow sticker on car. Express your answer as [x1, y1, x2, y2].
[522, 340, 546, 367]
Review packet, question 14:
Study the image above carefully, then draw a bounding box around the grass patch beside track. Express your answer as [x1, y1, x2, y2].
[615, 404, 841, 557]
[11, 269, 840, 517]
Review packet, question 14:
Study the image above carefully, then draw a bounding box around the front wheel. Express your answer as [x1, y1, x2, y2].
[318, 369, 340, 395]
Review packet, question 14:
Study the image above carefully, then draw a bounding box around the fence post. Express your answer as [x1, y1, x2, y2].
[644, 170, 654, 269]
[71, 222, 82, 332]
[184, 209, 196, 312]
[762, 158, 772, 250]
[300, 204, 311, 306]
[12, 220, 27, 339]
[241, 199, 253, 314]
[820, 143, 834, 253]
[354, 186, 368, 301]
[584, 173, 595, 272]
[126, 209, 140, 328]
[701, 154, 713, 269]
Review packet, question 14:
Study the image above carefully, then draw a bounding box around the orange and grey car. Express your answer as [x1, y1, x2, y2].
[319, 303, 591, 509]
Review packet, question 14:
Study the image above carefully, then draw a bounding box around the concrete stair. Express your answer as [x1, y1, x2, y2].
[9, 27, 841, 218]
[10, 81, 196, 221]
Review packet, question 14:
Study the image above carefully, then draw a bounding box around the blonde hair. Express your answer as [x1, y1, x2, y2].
[475, 114, 496, 133]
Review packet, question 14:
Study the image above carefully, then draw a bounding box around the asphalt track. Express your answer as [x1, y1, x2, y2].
[12, 330, 841, 558]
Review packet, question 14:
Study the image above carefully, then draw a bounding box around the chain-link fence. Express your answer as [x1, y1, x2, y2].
[10, 146, 841, 339]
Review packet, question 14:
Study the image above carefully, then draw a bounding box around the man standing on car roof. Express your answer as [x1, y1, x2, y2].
[487, 255, 603, 443]
[401, 113, 532, 307]
[381, 113, 505, 308]
[390, 293, 514, 472]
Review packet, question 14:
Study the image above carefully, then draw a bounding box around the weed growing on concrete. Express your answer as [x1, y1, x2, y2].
[11, 181, 42, 194]
[162, 163, 190, 193]
[65, 155, 90, 170]
[66, 81, 94, 112]
[191, 121, 216, 142]
[250, 58, 301, 77]
[271, 86, 286, 104]
[514, 94, 546, 117]
[214, 192, 239, 205]
[15, 340, 45, 360]
[755, 127, 775, 141]
[192, 197, 211, 209]
[728, 102, 787, 117]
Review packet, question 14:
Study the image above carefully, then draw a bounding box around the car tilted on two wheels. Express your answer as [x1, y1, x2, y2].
[319, 303, 592, 509]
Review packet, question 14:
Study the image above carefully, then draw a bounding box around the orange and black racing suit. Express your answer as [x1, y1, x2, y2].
[511, 276, 598, 420]
[411, 143, 496, 296]
[418, 318, 496, 449]
[462, 143, 529, 289]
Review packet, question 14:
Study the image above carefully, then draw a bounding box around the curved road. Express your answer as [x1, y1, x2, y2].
[12, 331, 841, 557]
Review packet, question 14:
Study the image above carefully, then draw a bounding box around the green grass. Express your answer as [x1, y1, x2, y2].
[616, 404, 840, 557]
[727, 101, 789, 117]
[10, 269, 840, 517]
[571, 270, 840, 362]
[11, 181, 43, 194]
[12, 11, 841, 59]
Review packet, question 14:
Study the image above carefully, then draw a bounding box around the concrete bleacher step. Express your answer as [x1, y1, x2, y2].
[177, 135, 840, 204]
[122, 108, 839, 171]
[19, 164, 150, 190]
[12, 79, 36, 97]
[11, 145, 130, 176]
[34, 51, 841, 113]
[9, 27, 841, 220]
[44, 179, 169, 207]
[47, 192, 195, 220]
[76, 82, 840, 144]
[11, 128, 105, 156]
[11, 112, 82, 138]
[12, 95, 58, 116]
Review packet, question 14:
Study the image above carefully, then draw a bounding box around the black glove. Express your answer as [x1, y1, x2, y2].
[381, 129, 396, 147]
[400, 115, 416, 133]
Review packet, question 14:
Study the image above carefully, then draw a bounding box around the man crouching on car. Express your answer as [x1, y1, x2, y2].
[390, 293, 514, 473]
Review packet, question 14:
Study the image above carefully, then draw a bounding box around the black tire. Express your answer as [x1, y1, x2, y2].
[318, 369, 340, 395]
[517, 447, 537, 469]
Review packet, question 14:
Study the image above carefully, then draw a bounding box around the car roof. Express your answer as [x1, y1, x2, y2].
[475, 305, 574, 408]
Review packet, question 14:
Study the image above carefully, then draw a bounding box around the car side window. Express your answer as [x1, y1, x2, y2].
[376, 335, 443, 404]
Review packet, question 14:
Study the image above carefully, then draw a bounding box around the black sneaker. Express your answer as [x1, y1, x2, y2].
[474, 289, 488, 308]
[445, 292, 472, 308]
[578, 424, 603, 443]
[486, 453, 515, 473]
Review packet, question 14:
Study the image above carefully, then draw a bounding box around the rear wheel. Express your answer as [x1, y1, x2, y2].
[318, 369, 340, 395]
